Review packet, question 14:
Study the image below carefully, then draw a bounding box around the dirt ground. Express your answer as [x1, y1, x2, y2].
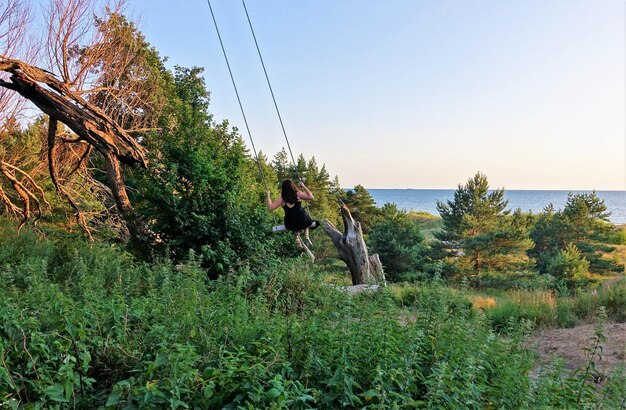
[529, 322, 625, 377]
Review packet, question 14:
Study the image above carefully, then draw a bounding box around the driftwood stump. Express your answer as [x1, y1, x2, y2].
[322, 201, 385, 285]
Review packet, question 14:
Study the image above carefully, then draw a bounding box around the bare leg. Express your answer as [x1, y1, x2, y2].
[295, 232, 304, 248]
[304, 227, 313, 248]
[295, 232, 315, 262]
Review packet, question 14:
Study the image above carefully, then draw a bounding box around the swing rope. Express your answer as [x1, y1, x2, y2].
[241, 0, 302, 183]
[206, 0, 266, 185]
[206, 0, 279, 226]
[206, 0, 313, 229]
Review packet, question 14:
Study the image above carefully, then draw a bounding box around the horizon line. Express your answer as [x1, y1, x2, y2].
[345, 187, 626, 192]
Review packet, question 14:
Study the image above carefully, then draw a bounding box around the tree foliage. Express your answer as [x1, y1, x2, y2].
[435, 172, 533, 276]
[128, 67, 279, 274]
[368, 203, 426, 281]
[546, 243, 591, 289]
[343, 184, 380, 233]
[530, 192, 623, 275]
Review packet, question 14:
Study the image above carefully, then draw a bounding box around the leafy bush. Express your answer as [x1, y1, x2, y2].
[546, 243, 592, 289]
[1, 226, 623, 408]
[369, 203, 426, 281]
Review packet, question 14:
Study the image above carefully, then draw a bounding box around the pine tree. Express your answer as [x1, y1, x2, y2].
[344, 184, 380, 233]
[530, 192, 622, 275]
[369, 203, 426, 281]
[546, 243, 591, 289]
[434, 172, 533, 276]
[272, 148, 288, 182]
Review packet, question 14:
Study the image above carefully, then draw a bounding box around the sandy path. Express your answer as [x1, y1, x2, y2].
[530, 323, 625, 377]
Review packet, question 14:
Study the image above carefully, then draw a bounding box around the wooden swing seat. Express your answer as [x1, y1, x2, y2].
[272, 224, 287, 234]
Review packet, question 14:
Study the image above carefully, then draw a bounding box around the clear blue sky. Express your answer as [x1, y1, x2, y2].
[129, 0, 624, 190]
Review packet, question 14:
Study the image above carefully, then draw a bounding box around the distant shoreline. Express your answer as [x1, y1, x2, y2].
[353, 188, 626, 192]
[364, 189, 626, 225]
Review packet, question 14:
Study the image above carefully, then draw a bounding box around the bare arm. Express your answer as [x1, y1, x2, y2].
[266, 191, 283, 211]
[297, 181, 314, 200]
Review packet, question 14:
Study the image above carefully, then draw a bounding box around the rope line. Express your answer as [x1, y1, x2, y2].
[206, 0, 278, 225]
[206, 0, 266, 185]
[241, 0, 302, 182]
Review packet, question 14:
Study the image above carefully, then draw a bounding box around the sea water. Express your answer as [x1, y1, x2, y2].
[366, 189, 626, 224]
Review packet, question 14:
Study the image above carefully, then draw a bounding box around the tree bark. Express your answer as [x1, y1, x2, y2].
[322, 201, 385, 285]
[0, 58, 151, 240]
[0, 59, 146, 165]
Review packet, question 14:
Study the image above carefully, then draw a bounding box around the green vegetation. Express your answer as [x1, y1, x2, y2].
[433, 172, 534, 277]
[129, 66, 280, 273]
[1, 224, 624, 408]
[408, 211, 443, 242]
[343, 184, 380, 233]
[468, 284, 626, 330]
[1, 4, 625, 409]
[530, 193, 623, 283]
[368, 203, 426, 281]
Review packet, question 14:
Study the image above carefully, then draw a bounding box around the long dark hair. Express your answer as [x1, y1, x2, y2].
[281, 179, 298, 204]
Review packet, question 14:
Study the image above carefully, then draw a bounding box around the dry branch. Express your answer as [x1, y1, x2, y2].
[0, 0, 164, 241]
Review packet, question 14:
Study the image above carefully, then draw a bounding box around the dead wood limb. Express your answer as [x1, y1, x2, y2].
[0, 58, 152, 241]
[0, 58, 147, 165]
[322, 201, 384, 285]
[47, 117, 92, 240]
[0, 161, 33, 229]
[1, 161, 51, 211]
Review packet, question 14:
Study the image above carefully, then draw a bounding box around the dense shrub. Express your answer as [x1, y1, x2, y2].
[369, 203, 427, 281]
[0, 227, 623, 408]
[546, 243, 592, 289]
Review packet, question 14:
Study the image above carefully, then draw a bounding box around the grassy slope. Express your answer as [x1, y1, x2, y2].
[409, 211, 443, 242]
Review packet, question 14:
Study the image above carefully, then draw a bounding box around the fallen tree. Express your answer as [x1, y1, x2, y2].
[0, 58, 149, 237]
[0, 0, 164, 240]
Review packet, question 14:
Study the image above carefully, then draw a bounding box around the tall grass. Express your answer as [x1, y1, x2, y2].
[478, 282, 626, 330]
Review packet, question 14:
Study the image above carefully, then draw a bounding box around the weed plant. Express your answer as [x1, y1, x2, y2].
[0, 226, 624, 408]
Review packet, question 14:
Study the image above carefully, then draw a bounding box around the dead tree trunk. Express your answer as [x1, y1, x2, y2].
[322, 201, 385, 285]
[0, 58, 151, 240]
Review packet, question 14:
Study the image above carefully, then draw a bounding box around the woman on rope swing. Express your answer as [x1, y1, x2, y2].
[266, 179, 320, 257]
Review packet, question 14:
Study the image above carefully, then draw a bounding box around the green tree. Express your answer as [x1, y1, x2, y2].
[269, 150, 343, 224]
[343, 185, 380, 233]
[302, 157, 335, 223]
[546, 243, 591, 289]
[434, 172, 533, 276]
[272, 148, 291, 182]
[529, 192, 622, 275]
[131, 67, 278, 275]
[369, 203, 426, 281]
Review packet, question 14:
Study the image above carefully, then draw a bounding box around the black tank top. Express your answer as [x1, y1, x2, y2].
[282, 201, 312, 231]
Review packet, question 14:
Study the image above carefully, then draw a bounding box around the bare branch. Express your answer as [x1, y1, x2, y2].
[1, 161, 51, 211]
[0, 0, 160, 241]
[47, 117, 92, 240]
